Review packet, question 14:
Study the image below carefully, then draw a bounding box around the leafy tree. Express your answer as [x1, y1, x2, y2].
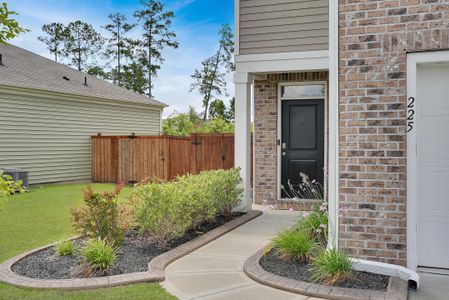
[121, 62, 148, 94]
[190, 24, 234, 121]
[103, 13, 135, 85]
[38, 22, 67, 62]
[162, 106, 234, 137]
[162, 112, 198, 137]
[63, 20, 103, 71]
[87, 66, 109, 80]
[209, 99, 227, 120]
[134, 0, 179, 99]
[196, 118, 234, 134]
[226, 97, 235, 122]
[0, 2, 29, 44]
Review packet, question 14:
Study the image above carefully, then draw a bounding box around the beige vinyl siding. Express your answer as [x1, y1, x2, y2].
[0, 88, 161, 184]
[239, 0, 329, 55]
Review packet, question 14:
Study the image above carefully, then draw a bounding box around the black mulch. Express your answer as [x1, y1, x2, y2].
[12, 213, 243, 279]
[259, 250, 390, 291]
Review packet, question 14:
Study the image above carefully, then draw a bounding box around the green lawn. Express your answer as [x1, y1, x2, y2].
[0, 183, 176, 300]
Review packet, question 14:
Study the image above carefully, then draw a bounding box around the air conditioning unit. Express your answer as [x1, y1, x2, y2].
[2, 168, 29, 187]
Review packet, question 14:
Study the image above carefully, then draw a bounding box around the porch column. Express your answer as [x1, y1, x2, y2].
[234, 72, 252, 212]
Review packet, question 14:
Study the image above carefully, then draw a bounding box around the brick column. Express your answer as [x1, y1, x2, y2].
[338, 0, 449, 266]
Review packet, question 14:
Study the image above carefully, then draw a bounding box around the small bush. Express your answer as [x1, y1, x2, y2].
[0, 171, 24, 208]
[132, 168, 243, 245]
[56, 239, 75, 256]
[81, 238, 116, 270]
[176, 173, 217, 229]
[71, 184, 124, 246]
[310, 248, 352, 285]
[208, 169, 243, 218]
[117, 204, 138, 231]
[133, 182, 193, 245]
[271, 230, 316, 262]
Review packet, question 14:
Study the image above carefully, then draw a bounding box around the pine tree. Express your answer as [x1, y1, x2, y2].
[134, 0, 179, 99]
[63, 20, 103, 71]
[38, 23, 67, 62]
[190, 24, 234, 121]
[103, 13, 135, 85]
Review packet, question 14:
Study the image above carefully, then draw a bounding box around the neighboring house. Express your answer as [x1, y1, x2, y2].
[234, 0, 449, 272]
[0, 44, 166, 184]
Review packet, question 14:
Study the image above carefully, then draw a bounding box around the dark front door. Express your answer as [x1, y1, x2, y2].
[281, 99, 324, 198]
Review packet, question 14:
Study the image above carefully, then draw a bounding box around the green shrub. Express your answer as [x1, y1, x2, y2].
[56, 239, 75, 256]
[133, 182, 193, 245]
[310, 248, 352, 285]
[70, 184, 124, 247]
[271, 229, 316, 262]
[0, 171, 24, 208]
[206, 169, 243, 218]
[176, 173, 217, 229]
[132, 169, 243, 245]
[81, 238, 116, 270]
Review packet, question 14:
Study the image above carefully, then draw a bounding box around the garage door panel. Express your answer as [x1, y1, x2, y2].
[419, 221, 449, 268]
[419, 118, 449, 164]
[417, 62, 449, 269]
[419, 168, 449, 216]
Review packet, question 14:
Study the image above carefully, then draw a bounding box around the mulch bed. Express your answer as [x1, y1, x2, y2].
[259, 249, 390, 291]
[12, 213, 243, 279]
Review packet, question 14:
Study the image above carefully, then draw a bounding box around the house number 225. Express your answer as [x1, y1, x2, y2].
[407, 97, 415, 133]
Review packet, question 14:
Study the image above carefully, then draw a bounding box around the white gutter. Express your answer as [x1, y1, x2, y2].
[351, 258, 420, 289]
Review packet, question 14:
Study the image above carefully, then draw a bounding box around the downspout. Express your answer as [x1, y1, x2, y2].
[327, 0, 339, 249]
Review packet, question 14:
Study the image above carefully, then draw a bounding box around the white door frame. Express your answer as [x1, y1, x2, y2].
[407, 50, 449, 271]
[276, 81, 328, 201]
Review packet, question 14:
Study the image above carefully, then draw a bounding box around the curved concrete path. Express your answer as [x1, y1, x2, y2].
[161, 209, 324, 300]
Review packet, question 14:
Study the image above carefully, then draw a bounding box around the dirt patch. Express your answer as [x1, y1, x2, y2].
[259, 250, 390, 291]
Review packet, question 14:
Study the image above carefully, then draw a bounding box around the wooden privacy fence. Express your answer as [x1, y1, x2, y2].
[92, 133, 252, 184]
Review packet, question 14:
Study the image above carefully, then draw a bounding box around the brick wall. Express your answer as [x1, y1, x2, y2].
[338, 0, 449, 266]
[253, 72, 328, 208]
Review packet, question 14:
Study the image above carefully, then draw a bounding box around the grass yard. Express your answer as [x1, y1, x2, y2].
[0, 183, 176, 300]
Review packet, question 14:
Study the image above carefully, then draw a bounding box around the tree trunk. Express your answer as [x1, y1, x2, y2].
[78, 51, 81, 71]
[117, 19, 122, 86]
[203, 45, 223, 121]
[148, 24, 153, 99]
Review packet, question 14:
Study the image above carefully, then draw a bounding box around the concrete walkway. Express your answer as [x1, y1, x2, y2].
[408, 271, 449, 300]
[161, 209, 324, 300]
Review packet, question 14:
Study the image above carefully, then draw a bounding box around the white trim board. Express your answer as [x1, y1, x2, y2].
[327, 0, 339, 249]
[234, 0, 240, 56]
[276, 81, 328, 202]
[406, 50, 449, 271]
[235, 50, 329, 74]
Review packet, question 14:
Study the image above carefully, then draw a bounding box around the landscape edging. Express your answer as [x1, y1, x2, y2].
[243, 247, 408, 300]
[0, 210, 262, 290]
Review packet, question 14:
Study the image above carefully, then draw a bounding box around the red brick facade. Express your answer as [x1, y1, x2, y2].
[338, 0, 449, 266]
[253, 72, 329, 209]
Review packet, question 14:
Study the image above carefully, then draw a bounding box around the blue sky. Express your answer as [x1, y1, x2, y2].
[8, 0, 235, 116]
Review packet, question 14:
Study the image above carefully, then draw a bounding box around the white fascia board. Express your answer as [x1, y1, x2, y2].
[235, 50, 329, 73]
[234, 0, 240, 56]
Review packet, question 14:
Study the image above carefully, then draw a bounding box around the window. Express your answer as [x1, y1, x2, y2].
[281, 84, 325, 99]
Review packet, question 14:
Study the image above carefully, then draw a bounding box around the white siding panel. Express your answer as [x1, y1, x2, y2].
[239, 0, 329, 55]
[0, 90, 161, 184]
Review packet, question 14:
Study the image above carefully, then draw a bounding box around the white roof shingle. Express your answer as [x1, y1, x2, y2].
[0, 44, 166, 107]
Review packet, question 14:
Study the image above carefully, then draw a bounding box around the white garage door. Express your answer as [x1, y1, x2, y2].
[417, 63, 449, 269]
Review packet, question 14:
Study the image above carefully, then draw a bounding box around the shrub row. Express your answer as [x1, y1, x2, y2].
[132, 168, 243, 245]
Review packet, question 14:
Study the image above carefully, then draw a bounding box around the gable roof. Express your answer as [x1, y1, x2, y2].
[0, 44, 167, 107]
